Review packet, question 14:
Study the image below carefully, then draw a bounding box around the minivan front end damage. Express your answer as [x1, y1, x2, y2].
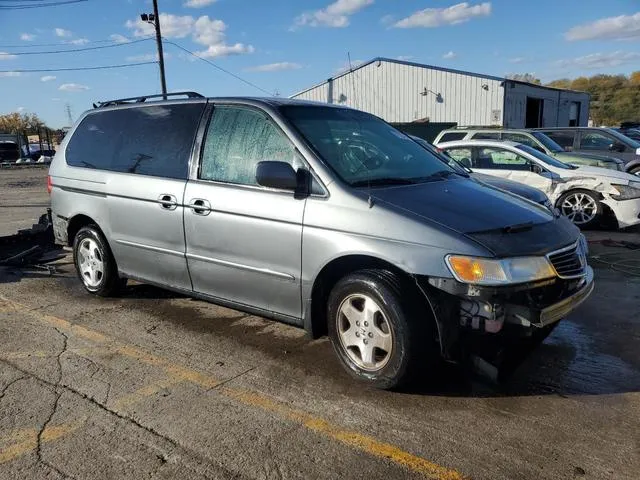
[415, 239, 594, 378]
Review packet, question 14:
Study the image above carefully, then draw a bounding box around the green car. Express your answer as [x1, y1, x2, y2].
[434, 128, 625, 171]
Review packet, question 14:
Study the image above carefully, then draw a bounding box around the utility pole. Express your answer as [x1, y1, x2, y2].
[141, 0, 167, 99]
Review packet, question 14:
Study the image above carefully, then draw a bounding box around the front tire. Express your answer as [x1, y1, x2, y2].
[73, 225, 125, 297]
[558, 189, 602, 228]
[327, 270, 432, 390]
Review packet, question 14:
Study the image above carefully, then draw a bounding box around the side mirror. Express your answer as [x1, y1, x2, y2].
[530, 163, 543, 174]
[609, 142, 626, 153]
[256, 161, 298, 190]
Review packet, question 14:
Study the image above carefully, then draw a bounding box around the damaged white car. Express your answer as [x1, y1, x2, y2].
[436, 140, 640, 229]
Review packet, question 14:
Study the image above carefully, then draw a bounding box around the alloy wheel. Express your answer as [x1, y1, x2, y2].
[77, 238, 104, 288]
[336, 294, 393, 372]
[561, 192, 597, 225]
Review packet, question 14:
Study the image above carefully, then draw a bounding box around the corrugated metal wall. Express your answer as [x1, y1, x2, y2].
[503, 82, 590, 128]
[292, 60, 505, 125]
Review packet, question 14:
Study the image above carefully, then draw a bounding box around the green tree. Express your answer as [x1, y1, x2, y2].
[0, 112, 45, 134]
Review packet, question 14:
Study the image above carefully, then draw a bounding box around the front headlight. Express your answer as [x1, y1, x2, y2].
[445, 255, 556, 286]
[611, 182, 640, 200]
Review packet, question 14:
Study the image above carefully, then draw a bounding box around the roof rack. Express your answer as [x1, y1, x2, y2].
[93, 91, 204, 108]
[454, 125, 504, 130]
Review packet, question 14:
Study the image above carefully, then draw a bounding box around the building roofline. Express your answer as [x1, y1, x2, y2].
[290, 57, 589, 98]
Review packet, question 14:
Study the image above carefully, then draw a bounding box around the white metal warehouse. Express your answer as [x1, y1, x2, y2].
[291, 57, 590, 129]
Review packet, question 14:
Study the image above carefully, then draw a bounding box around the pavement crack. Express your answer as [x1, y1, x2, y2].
[207, 366, 257, 392]
[0, 375, 26, 402]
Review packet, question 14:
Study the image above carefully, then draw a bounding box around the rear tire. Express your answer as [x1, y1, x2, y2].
[327, 270, 433, 390]
[558, 189, 602, 229]
[73, 225, 125, 297]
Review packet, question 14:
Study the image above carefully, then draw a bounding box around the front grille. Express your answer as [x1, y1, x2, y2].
[548, 243, 585, 279]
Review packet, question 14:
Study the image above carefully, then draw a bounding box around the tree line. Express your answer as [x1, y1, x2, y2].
[508, 72, 640, 126]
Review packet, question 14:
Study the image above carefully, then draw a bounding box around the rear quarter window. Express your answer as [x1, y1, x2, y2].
[438, 132, 466, 142]
[543, 130, 575, 150]
[66, 103, 205, 179]
[471, 132, 501, 140]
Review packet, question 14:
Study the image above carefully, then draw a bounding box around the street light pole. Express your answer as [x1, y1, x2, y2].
[152, 0, 167, 99]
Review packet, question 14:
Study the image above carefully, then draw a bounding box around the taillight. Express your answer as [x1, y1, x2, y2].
[47, 175, 52, 194]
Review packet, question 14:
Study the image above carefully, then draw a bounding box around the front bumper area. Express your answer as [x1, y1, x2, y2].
[602, 197, 640, 229]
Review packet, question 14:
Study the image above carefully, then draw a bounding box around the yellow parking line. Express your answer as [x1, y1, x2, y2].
[112, 377, 185, 410]
[0, 296, 467, 479]
[0, 421, 84, 465]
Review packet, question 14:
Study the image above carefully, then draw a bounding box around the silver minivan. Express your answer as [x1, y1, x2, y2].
[49, 93, 594, 389]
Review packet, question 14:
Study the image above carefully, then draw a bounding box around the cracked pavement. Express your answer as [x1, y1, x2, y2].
[1, 168, 640, 479]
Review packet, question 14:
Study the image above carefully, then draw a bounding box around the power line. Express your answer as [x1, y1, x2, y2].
[0, 0, 87, 9]
[2, 37, 153, 56]
[0, 61, 157, 73]
[0, 35, 152, 49]
[164, 40, 273, 96]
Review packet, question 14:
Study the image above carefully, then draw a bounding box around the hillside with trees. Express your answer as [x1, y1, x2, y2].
[546, 72, 640, 126]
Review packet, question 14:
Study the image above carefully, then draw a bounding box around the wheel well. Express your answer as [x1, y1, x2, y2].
[307, 255, 417, 338]
[67, 214, 99, 246]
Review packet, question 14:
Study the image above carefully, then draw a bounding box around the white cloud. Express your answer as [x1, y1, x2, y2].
[293, 0, 374, 29]
[184, 0, 217, 7]
[0, 52, 17, 60]
[16, 107, 24, 113]
[509, 57, 527, 64]
[566, 12, 640, 41]
[197, 43, 255, 58]
[0, 72, 21, 77]
[59, 83, 90, 91]
[246, 62, 302, 72]
[555, 51, 640, 69]
[20, 33, 36, 41]
[41, 75, 57, 82]
[442, 51, 457, 59]
[110, 34, 130, 44]
[68, 38, 90, 45]
[55, 28, 72, 37]
[126, 13, 193, 38]
[393, 2, 491, 28]
[396, 55, 414, 61]
[126, 14, 253, 58]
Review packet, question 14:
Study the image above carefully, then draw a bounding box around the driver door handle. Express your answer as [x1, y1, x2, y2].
[188, 198, 211, 216]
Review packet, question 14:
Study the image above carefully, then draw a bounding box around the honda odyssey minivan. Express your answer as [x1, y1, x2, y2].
[49, 93, 594, 389]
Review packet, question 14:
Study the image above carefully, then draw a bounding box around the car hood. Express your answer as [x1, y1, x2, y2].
[470, 172, 548, 203]
[571, 165, 638, 183]
[557, 151, 623, 163]
[370, 178, 553, 235]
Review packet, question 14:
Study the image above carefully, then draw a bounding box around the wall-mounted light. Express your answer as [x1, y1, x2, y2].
[481, 84, 489, 91]
[420, 87, 443, 103]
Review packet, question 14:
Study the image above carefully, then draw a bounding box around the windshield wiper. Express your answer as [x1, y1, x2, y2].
[351, 177, 417, 187]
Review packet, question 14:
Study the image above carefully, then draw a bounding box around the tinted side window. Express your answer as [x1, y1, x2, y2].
[471, 132, 500, 140]
[445, 148, 473, 168]
[502, 133, 536, 147]
[66, 104, 204, 179]
[544, 131, 575, 149]
[200, 105, 299, 186]
[439, 132, 466, 142]
[579, 131, 614, 150]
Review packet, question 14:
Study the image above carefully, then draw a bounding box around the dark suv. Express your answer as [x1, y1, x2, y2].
[536, 127, 640, 175]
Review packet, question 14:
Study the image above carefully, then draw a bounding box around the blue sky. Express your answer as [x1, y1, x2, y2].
[1, 0, 639, 128]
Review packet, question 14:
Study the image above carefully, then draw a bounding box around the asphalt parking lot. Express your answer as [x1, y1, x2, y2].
[1, 168, 639, 480]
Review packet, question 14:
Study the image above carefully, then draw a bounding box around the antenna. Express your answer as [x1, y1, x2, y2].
[65, 103, 74, 126]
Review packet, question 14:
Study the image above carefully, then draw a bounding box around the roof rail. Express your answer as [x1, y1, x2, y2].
[93, 91, 204, 108]
[454, 125, 504, 130]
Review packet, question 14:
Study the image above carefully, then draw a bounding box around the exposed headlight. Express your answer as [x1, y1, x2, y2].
[445, 255, 556, 286]
[542, 198, 554, 212]
[611, 182, 640, 200]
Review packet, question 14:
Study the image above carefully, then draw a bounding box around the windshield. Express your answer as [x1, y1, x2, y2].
[605, 128, 640, 148]
[516, 144, 575, 169]
[280, 106, 463, 186]
[531, 132, 564, 153]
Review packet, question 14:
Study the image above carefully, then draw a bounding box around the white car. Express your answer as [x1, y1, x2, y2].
[435, 140, 640, 229]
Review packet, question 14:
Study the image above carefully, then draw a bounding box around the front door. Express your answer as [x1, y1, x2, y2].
[471, 146, 554, 194]
[183, 104, 305, 320]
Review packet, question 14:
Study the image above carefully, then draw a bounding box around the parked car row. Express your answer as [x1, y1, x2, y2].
[49, 94, 595, 389]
